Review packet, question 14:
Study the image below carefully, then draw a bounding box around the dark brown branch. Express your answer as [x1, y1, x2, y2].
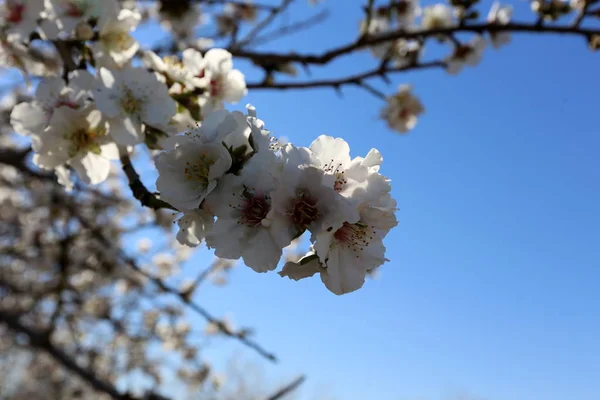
[265, 375, 306, 400]
[230, 22, 600, 65]
[246, 61, 445, 91]
[118, 147, 177, 211]
[0, 147, 54, 180]
[0, 310, 138, 400]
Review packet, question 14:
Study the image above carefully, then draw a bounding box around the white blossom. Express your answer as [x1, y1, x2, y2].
[205, 157, 282, 272]
[266, 160, 360, 249]
[40, 0, 117, 39]
[155, 135, 232, 211]
[0, 0, 45, 41]
[487, 3, 513, 49]
[281, 197, 397, 295]
[92, 8, 141, 68]
[176, 208, 214, 247]
[32, 106, 118, 185]
[94, 67, 176, 145]
[420, 4, 455, 30]
[197, 49, 247, 115]
[380, 84, 424, 133]
[158, 3, 202, 38]
[11, 72, 93, 137]
[446, 35, 486, 75]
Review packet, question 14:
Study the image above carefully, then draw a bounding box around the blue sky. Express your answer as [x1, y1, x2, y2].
[131, 2, 600, 399]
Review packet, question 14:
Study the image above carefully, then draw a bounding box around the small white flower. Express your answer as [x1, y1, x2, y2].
[32, 106, 117, 185]
[420, 4, 455, 30]
[380, 84, 424, 133]
[394, 0, 418, 29]
[94, 67, 177, 145]
[487, 2, 512, 49]
[11, 72, 92, 137]
[136, 237, 153, 253]
[143, 50, 201, 89]
[446, 35, 486, 75]
[155, 135, 232, 211]
[197, 49, 247, 115]
[40, 0, 117, 39]
[176, 208, 214, 247]
[205, 157, 282, 272]
[158, 3, 202, 38]
[92, 8, 141, 68]
[0, 0, 45, 41]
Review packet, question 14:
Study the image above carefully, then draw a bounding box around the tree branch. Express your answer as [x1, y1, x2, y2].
[0, 310, 137, 400]
[251, 8, 329, 47]
[247, 61, 445, 91]
[230, 22, 600, 65]
[265, 375, 306, 400]
[235, 0, 295, 48]
[118, 147, 177, 211]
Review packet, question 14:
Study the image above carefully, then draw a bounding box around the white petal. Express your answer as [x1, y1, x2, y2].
[10, 102, 48, 136]
[108, 116, 144, 145]
[242, 229, 282, 272]
[69, 152, 111, 185]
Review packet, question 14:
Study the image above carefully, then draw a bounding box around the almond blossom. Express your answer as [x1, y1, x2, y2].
[380, 84, 424, 133]
[281, 191, 397, 295]
[0, 0, 45, 41]
[197, 49, 247, 115]
[92, 8, 141, 68]
[420, 4, 455, 30]
[31, 106, 118, 185]
[446, 35, 487, 75]
[94, 67, 176, 145]
[176, 208, 215, 247]
[40, 0, 117, 39]
[205, 156, 282, 272]
[10, 72, 93, 137]
[488, 2, 513, 49]
[266, 159, 360, 249]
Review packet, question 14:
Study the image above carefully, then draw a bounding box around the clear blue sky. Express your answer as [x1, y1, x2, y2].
[132, 2, 600, 399]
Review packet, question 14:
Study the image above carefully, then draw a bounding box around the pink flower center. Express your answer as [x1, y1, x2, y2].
[6, 2, 25, 24]
[238, 189, 270, 227]
[290, 190, 320, 228]
[66, 2, 84, 17]
[209, 77, 222, 97]
[333, 222, 375, 256]
[55, 99, 80, 109]
[397, 108, 410, 120]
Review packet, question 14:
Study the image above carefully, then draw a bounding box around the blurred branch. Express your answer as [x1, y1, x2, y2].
[247, 61, 445, 92]
[0, 310, 138, 400]
[251, 8, 330, 47]
[235, 0, 295, 48]
[265, 375, 306, 400]
[118, 147, 177, 211]
[231, 22, 600, 65]
[68, 206, 279, 363]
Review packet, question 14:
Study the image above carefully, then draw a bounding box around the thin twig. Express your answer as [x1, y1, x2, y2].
[235, 0, 295, 47]
[265, 375, 306, 400]
[118, 147, 177, 211]
[251, 9, 330, 47]
[246, 61, 445, 91]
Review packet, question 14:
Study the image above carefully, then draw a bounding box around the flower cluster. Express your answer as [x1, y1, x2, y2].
[155, 106, 397, 295]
